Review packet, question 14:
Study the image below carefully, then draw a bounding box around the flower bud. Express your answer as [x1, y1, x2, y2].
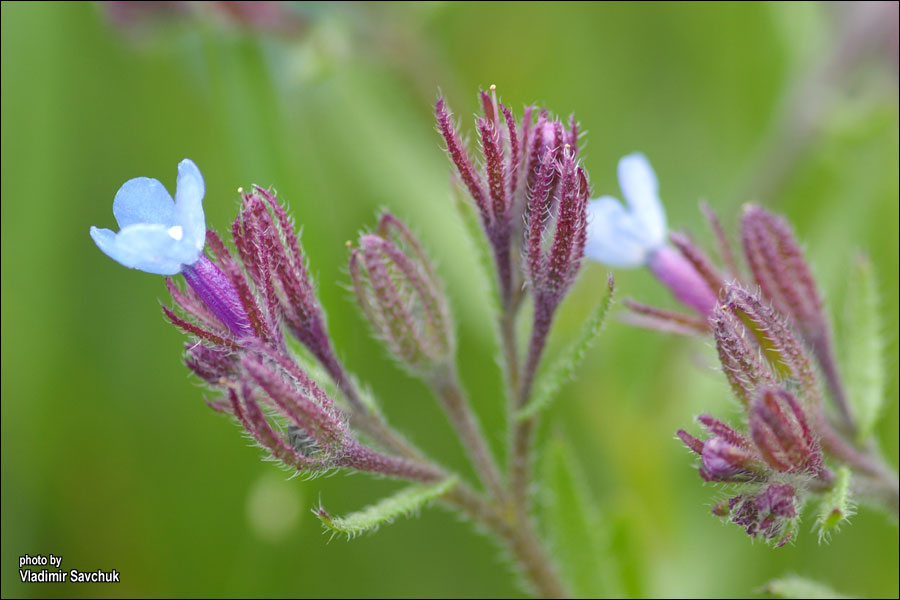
[437, 88, 583, 308]
[700, 437, 761, 482]
[741, 205, 826, 347]
[726, 484, 798, 546]
[742, 204, 854, 432]
[350, 215, 453, 374]
[679, 415, 766, 482]
[233, 188, 333, 358]
[526, 146, 590, 311]
[721, 285, 820, 406]
[749, 387, 825, 475]
[184, 343, 238, 385]
[710, 302, 777, 406]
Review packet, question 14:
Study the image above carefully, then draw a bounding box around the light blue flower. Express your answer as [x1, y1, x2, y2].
[90, 159, 207, 275]
[585, 152, 667, 268]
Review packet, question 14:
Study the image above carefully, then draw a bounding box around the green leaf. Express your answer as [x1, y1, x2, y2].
[517, 276, 614, 420]
[315, 477, 457, 540]
[541, 436, 621, 598]
[763, 575, 851, 599]
[816, 466, 853, 543]
[840, 254, 885, 442]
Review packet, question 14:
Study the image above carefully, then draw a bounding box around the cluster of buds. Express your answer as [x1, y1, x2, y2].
[349, 213, 454, 376]
[91, 160, 441, 481]
[436, 87, 586, 313]
[678, 387, 831, 546]
[171, 188, 441, 481]
[605, 198, 854, 431]
[436, 88, 591, 402]
[580, 157, 859, 520]
[677, 282, 839, 544]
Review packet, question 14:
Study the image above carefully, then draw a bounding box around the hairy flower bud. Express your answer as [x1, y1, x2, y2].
[184, 343, 238, 384]
[721, 284, 820, 406]
[350, 214, 453, 374]
[726, 483, 798, 546]
[437, 87, 582, 309]
[526, 146, 590, 310]
[234, 188, 332, 359]
[679, 415, 766, 482]
[749, 387, 825, 476]
[742, 204, 855, 433]
[741, 205, 825, 345]
[710, 302, 777, 406]
[700, 437, 760, 481]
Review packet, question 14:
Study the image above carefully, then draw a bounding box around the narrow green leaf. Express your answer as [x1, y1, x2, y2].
[541, 436, 621, 598]
[816, 466, 853, 543]
[840, 254, 885, 442]
[517, 275, 614, 420]
[315, 477, 457, 540]
[763, 575, 851, 599]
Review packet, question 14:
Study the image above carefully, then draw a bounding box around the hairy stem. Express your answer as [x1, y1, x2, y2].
[443, 483, 568, 598]
[431, 365, 507, 501]
[321, 289, 566, 597]
[500, 306, 521, 401]
[510, 303, 552, 517]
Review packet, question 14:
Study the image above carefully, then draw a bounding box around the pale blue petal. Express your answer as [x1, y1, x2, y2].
[90, 223, 199, 275]
[618, 153, 667, 248]
[113, 177, 176, 229]
[584, 197, 650, 268]
[174, 158, 206, 254]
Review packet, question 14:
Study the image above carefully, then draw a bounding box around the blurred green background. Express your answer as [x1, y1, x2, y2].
[2, 1, 897, 597]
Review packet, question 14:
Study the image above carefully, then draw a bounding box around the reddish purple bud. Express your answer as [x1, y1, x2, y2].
[243, 356, 348, 453]
[700, 436, 763, 481]
[520, 147, 590, 402]
[741, 205, 825, 343]
[437, 89, 584, 313]
[646, 245, 718, 317]
[757, 483, 797, 519]
[526, 148, 590, 308]
[742, 204, 854, 433]
[697, 415, 754, 450]
[184, 343, 238, 384]
[229, 387, 322, 472]
[501, 104, 520, 202]
[722, 285, 820, 406]
[235, 188, 338, 364]
[478, 117, 508, 225]
[711, 302, 777, 406]
[726, 484, 797, 545]
[435, 97, 490, 223]
[749, 387, 825, 475]
[350, 216, 453, 373]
